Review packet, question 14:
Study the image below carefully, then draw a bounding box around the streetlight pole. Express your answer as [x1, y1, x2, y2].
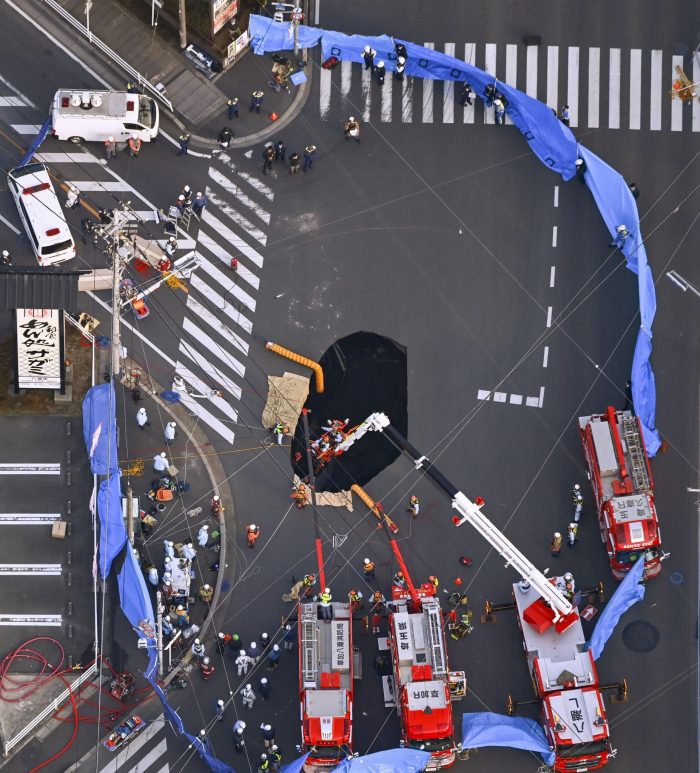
[178, 0, 187, 49]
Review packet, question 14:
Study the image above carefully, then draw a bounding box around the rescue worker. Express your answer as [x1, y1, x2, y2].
[628, 182, 640, 200]
[233, 719, 246, 735]
[259, 676, 271, 700]
[363, 557, 376, 580]
[260, 631, 270, 653]
[241, 683, 256, 709]
[164, 236, 177, 259]
[494, 98, 506, 125]
[153, 452, 169, 474]
[177, 133, 190, 155]
[258, 753, 270, 772]
[550, 531, 563, 556]
[174, 605, 189, 628]
[289, 151, 300, 174]
[261, 723, 275, 748]
[302, 145, 317, 172]
[200, 657, 215, 680]
[362, 45, 376, 70]
[610, 225, 630, 248]
[227, 97, 239, 119]
[344, 116, 361, 142]
[127, 81, 140, 93]
[164, 421, 177, 444]
[161, 579, 174, 603]
[302, 573, 316, 597]
[484, 82, 496, 107]
[1, 250, 12, 266]
[211, 495, 223, 516]
[394, 55, 406, 81]
[247, 524, 260, 549]
[567, 522, 578, 547]
[560, 104, 570, 126]
[319, 588, 333, 622]
[198, 584, 214, 604]
[250, 90, 264, 113]
[273, 421, 289, 445]
[198, 524, 209, 547]
[291, 483, 308, 509]
[563, 571, 576, 601]
[459, 82, 473, 106]
[267, 644, 281, 671]
[262, 143, 275, 175]
[236, 649, 250, 676]
[375, 59, 386, 85]
[572, 484, 583, 522]
[218, 126, 234, 149]
[393, 571, 407, 588]
[408, 495, 420, 517]
[104, 136, 117, 159]
[370, 590, 385, 633]
[270, 745, 282, 771]
[216, 631, 231, 654]
[575, 157, 586, 178]
[248, 641, 261, 665]
[274, 140, 286, 163]
[128, 133, 142, 158]
[428, 575, 439, 595]
[181, 185, 193, 205]
[65, 184, 80, 209]
[283, 623, 295, 650]
[215, 698, 225, 721]
[192, 191, 208, 217]
[233, 726, 245, 752]
[182, 542, 197, 560]
[191, 638, 205, 660]
[136, 407, 149, 428]
[348, 588, 363, 612]
[146, 564, 159, 586]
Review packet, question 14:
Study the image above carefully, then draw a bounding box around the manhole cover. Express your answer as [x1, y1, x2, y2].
[622, 620, 660, 653]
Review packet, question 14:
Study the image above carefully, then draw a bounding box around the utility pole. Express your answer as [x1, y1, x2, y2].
[126, 484, 134, 544]
[109, 214, 124, 380]
[156, 590, 164, 676]
[178, 0, 187, 49]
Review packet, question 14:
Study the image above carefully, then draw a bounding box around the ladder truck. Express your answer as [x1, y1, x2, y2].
[343, 413, 624, 769]
[578, 407, 666, 580]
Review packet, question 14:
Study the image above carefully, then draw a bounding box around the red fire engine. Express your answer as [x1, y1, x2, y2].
[578, 407, 666, 579]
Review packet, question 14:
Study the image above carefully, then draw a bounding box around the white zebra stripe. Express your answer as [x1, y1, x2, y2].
[629, 49, 642, 130]
[484, 43, 497, 124]
[216, 153, 274, 200]
[381, 73, 393, 122]
[671, 55, 684, 131]
[186, 294, 249, 357]
[179, 321, 245, 387]
[10, 124, 40, 134]
[588, 47, 600, 128]
[208, 167, 271, 225]
[401, 77, 413, 123]
[189, 273, 253, 334]
[197, 228, 259, 290]
[547, 46, 559, 110]
[202, 189, 267, 245]
[174, 361, 239, 420]
[319, 66, 331, 120]
[201, 209, 265, 269]
[526, 45, 538, 98]
[422, 42, 435, 123]
[463, 44, 476, 124]
[567, 47, 579, 127]
[172, 369, 236, 445]
[608, 48, 621, 129]
[193, 253, 256, 313]
[650, 50, 663, 130]
[443, 43, 455, 123]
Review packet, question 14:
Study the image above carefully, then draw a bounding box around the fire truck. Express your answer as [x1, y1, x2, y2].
[487, 579, 626, 771]
[578, 406, 666, 579]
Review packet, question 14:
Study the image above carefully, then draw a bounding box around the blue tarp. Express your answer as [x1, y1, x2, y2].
[146, 675, 186, 734]
[333, 749, 432, 772]
[96, 476, 127, 578]
[117, 546, 157, 673]
[184, 732, 237, 773]
[588, 553, 646, 660]
[461, 713, 555, 766]
[17, 115, 52, 167]
[247, 16, 662, 455]
[280, 753, 310, 773]
[82, 383, 119, 475]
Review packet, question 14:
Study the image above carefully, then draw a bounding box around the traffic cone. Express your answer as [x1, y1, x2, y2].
[269, 111, 279, 121]
[454, 577, 463, 586]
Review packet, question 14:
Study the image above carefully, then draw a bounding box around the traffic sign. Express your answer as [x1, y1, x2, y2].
[292, 11, 304, 21]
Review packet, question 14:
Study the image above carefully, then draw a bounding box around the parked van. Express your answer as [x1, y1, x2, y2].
[8, 163, 76, 266]
[50, 89, 159, 144]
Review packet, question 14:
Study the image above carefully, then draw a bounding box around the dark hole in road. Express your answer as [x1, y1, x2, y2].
[622, 620, 660, 653]
[291, 332, 408, 493]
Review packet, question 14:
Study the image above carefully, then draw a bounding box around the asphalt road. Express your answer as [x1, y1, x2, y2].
[0, 1, 698, 772]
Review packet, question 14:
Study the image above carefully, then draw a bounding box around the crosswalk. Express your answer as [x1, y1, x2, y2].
[97, 715, 170, 773]
[319, 43, 700, 131]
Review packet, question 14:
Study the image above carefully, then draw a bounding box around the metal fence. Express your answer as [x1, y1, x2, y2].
[39, 0, 174, 112]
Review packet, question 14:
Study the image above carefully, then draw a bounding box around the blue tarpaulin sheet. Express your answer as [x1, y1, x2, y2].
[588, 553, 646, 660]
[462, 713, 555, 766]
[333, 749, 432, 772]
[184, 732, 237, 773]
[82, 383, 119, 475]
[280, 753, 310, 773]
[17, 116, 52, 167]
[96, 476, 127, 578]
[248, 16, 662, 453]
[117, 546, 157, 674]
[146, 675, 186, 734]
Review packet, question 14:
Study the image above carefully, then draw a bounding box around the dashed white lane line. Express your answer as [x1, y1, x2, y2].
[477, 390, 491, 401]
[0, 214, 20, 234]
[543, 346, 549, 368]
[509, 394, 523, 405]
[550, 266, 556, 287]
[493, 392, 507, 403]
[526, 394, 540, 408]
[546, 306, 553, 327]
[553, 185, 559, 207]
[552, 225, 558, 247]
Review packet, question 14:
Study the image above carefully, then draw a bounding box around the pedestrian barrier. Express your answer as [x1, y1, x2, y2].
[265, 341, 324, 393]
[39, 0, 173, 112]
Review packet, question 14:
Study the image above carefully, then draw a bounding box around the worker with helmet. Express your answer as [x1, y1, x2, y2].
[128, 133, 142, 157]
[563, 571, 576, 601]
[104, 136, 117, 159]
[394, 55, 406, 81]
[344, 116, 361, 142]
[258, 752, 270, 772]
[550, 531, 562, 556]
[211, 495, 223, 516]
[408, 495, 420, 517]
[375, 60, 386, 85]
[362, 44, 376, 70]
[291, 482, 308, 509]
[567, 522, 578, 547]
[319, 587, 333, 622]
[393, 570, 407, 588]
[572, 484, 583, 522]
[348, 588, 363, 612]
[1, 250, 12, 266]
[247, 524, 260, 549]
[302, 573, 316, 597]
[362, 557, 376, 579]
[428, 575, 439, 595]
[200, 656, 215, 680]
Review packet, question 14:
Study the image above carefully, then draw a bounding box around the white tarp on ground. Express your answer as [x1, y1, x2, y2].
[293, 475, 353, 511]
[262, 371, 309, 432]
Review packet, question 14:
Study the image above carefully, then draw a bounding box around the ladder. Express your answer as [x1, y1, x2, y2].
[424, 600, 447, 676]
[301, 603, 318, 687]
[622, 417, 651, 491]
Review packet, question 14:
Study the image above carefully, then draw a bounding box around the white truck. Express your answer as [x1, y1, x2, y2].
[50, 89, 159, 144]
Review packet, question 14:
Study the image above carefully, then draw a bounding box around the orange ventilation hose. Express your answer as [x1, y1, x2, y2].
[266, 341, 324, 393]
[351, 484, 398, 533]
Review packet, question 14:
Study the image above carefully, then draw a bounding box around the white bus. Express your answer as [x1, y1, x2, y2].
[50, 89, 159, 144]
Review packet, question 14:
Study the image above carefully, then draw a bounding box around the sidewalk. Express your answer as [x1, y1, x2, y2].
[34, 0, 311, 147]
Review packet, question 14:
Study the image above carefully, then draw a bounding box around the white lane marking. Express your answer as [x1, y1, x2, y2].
[546, 46, 559, 110]
[552, 226, 558, 248]
[463, 44, 475, 124]
[36, 152, 101, 163]
[543, 346, 549, 368]
[550, 266, 556, 287]
[193, 253, 256, 312]
[477, 390, 491, 400]
[0, 564, 62, 575]
[588, 47, 600, 128]
[539, 386, 545, 407]
[170, 379, 234, 445]
[315, 0, 320, 23]
[0, 615, 62, 626]
[493, 392, 507, 403]
[567, 47, 579, 127]
[401, 77, 413, 123]
[10, 124, 40, 134]
[204, 189, 267, 246]
[0, 214, 20, 234]
[422, 43, 435, 123]
[179, 334, 241, 400]
[694, 56, 700, 131]
[341, 59, 352, 102]
[216, 153, 275, 201]
[160, 129, 210, 159]
[319, 67, 331, 121]
[609, 48, 621, 129]
[546, 306, 553, 327]
[484, 43, 497, 124]
[186, 295, 249, 357]
[98, 718, 166, 773]
[526, 45, 538, 98]
[0, 96, 29, 107]
[197, 229, 259, 291]
[553, 186, 559, 207]
[381, 74, 393, 122]
[361, 67, 372, 122]
[208, 168, 270, 224]
[650, 50, 662, 130]
[174, 361, 239, 419]
[629, 49, 642, 130]
[443, 43, 455, 123]
[671, 55, 684, 131]
[0, 513, 61, 524]
[509, 394, 523, 405]
[201, 209, 265, 269]
[526, 395, 540, 408]
[189, 274, 253, 335]
[125, 738, 168, 773]
[505, 44, 517, 87]
[68, 180, 131, 192]
[0, 75, 37, 108]
[0, 463, 60, 474]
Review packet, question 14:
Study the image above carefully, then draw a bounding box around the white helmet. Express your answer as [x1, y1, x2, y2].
[183, 185, 190, 193]
[249, 524, 257, 530]
[108, 136, 114, 142]
[564, 572, 573, 581]
[363, 558, 371, 565]
[250, 641, 257, 648]
[2, 250, 8, 258]
[377, 60, 385, 67]
[324, 587, 330, 593]
[217, 699, 224, 707]
[349, 116, 355, 121]
[196, 191, 202, 197]
[178, 194, 185, 201]
[553, 532, 561, 538]
[569, 523, 576, 529]
[245, 683, 252, 690]
[272, 644, 279, 651]
[573, 483, 581, 490]
[363, 45, 371, 53]
[131, 133, 138, 139]
[264, 724, 271, 731]
[202, 524, 209, 531]
[177, 604, 184, 610]
[239, 649, 246, 655]
[194, 638, 200, 645]
[213, 495, 220, 501]
[203, 657, 210, 664]
[260, 677, 268, 684]
[160, 452, 166, 458]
